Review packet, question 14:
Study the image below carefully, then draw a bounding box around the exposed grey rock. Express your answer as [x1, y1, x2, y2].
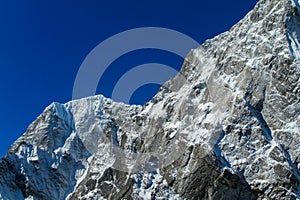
[0, 0, 300, 199]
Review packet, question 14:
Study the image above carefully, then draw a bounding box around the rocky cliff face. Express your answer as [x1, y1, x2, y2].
[1, 0, 300, 199]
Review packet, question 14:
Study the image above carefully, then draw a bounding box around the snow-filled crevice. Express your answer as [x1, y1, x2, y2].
[213, 127, 232, 169]
[287, 31, 300, 61]
[245, 102, 273, 141]
[213, 126, 251, 187]
[279, 144, 300, 181]
[290, 0, 300, 11]
[287, 0, 300, 61]
[181, 146, 193, 168]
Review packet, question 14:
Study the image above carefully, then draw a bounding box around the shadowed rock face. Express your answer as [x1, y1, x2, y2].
[1, 0, 300, 199]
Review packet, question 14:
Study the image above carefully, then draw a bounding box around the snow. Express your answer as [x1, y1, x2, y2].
[290, 0, 300, 10]
[1, 0, 300, 199]
[132, 169, 181, 199]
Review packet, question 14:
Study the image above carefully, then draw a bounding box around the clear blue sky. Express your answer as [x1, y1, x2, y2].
[0, 0, 258, 157]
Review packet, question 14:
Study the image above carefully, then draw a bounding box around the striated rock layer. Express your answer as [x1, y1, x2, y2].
[1, 0, 300, 199]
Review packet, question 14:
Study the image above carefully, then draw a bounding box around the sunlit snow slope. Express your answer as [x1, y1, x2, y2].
[1, 0, 300, 199]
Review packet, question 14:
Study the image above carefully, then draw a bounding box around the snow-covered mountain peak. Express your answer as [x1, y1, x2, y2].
[1, 0, 300, 199]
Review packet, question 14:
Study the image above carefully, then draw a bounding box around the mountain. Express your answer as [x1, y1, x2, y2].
[1, 0, 300, 199]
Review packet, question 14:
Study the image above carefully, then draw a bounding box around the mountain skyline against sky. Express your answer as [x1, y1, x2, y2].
[0, 0, 258, 157]
[1, 0, 300, 198]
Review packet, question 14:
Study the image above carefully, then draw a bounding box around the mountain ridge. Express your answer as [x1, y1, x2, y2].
[1, 0, 300, 199]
